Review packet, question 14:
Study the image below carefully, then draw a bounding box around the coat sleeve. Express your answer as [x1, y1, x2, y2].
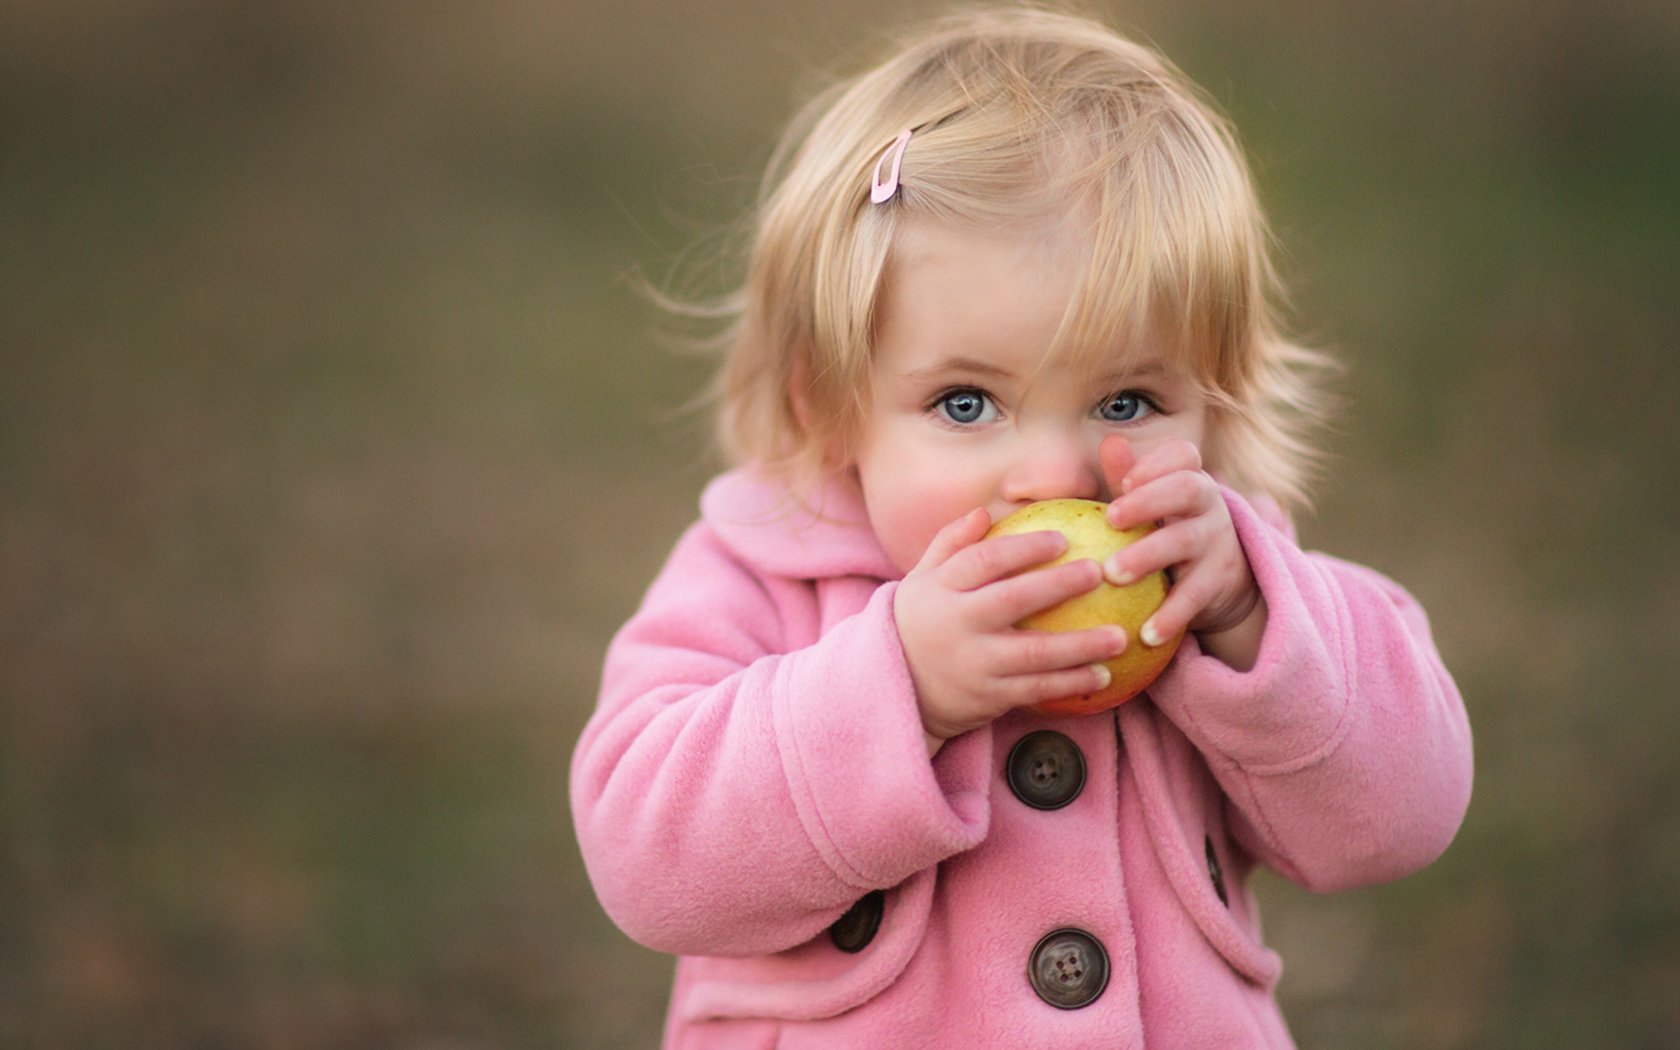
[1146, 489, 1474, 893]
[569, 522, 992, 957]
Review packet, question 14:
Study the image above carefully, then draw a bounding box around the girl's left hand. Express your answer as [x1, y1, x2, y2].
[1098, 434, 1265, 669]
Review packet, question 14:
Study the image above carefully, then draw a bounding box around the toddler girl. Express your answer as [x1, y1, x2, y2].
[572, 8, 1473, 1047]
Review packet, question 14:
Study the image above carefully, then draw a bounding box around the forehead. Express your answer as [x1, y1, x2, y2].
[876, 218, 1165, 381]
[880, 220, 1078, 336]
[891, 217, 1087, 276]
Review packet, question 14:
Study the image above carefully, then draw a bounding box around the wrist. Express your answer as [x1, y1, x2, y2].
[1195, 592, 1267, 672]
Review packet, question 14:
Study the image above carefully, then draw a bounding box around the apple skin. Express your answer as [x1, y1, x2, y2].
[985, 498, 1185, 715]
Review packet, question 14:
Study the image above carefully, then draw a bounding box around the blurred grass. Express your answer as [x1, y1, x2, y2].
[2, 1, 1677, 1046]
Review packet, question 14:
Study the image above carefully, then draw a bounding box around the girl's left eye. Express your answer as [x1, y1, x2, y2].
[1097, 391, 1155, 423]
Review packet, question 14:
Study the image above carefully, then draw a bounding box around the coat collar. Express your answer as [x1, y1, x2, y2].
[700, 467, 1294, 583]
[700, 468, 899, 582]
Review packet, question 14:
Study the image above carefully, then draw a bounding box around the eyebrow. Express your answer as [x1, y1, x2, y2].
[901, 355, 1177, 386]
[899, 356, 1017, 382]
[1096, 361, 1172, 383]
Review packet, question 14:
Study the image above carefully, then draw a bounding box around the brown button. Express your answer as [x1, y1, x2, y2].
[830, 890, 884, 953]
[1006, 731, 1086, 810]
[1206, 835, 1228, 906]
[1028, 927, 1110, 1009]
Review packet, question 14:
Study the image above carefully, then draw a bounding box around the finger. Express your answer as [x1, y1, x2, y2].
[972, 558, 1104, 624]
[940, 529, 1068, 591]
[1098, 434, 1136, 500]
[1116, 439, 1201, 498]
[913, 507, 992, 572]
[999, 663, 1117, 709]
[1108, 468, 1220, 531]
[991, 623, 1129, 676]
[1137, 565, 1219, 647]
[1103, 517, 1209, 585]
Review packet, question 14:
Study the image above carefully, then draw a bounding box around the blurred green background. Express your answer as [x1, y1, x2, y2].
[2, 0, 1677, 1046]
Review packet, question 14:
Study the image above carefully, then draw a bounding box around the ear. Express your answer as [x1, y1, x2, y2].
[787, 354, 815, 433]
[787, 354, 849, 471]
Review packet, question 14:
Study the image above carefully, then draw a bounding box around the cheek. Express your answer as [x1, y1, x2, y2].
[854, 418, 999, 573]
[1129, 412, 1212, 467]
[1169, 404, 1212, 454]
[869, 476, 991, 574]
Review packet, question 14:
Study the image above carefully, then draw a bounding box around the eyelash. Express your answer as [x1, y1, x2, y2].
[928, 387, 997, 426]
[925, 387, 1165, 427]
[1096, 389, 1163, 423]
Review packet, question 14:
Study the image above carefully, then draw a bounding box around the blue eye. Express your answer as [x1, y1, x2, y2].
[937, 389, 996, 425]
[1098, 391, 1154, 423]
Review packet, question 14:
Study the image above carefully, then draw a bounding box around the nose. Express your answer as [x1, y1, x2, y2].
[1001, 429, 1101, 506]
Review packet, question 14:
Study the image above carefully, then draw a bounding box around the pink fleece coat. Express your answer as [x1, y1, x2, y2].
[571, 468, 1473, 1048]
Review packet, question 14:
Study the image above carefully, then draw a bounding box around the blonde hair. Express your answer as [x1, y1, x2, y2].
[706, 5, 1334, 510]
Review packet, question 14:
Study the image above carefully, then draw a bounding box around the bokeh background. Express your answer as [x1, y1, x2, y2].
[3, 0, 1677, 1046]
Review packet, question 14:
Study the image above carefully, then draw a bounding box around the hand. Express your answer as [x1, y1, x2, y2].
[895, 508, 1128, 754]
[1099, 435, 1266, 670]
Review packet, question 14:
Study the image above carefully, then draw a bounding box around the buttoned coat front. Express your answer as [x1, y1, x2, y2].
[570, 469, 1473, 1048]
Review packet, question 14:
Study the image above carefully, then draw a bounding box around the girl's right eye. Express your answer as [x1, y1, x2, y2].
[934, 388, 998, 425]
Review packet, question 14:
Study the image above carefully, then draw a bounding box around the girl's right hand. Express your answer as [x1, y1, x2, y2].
[893, 508, 1129, 755]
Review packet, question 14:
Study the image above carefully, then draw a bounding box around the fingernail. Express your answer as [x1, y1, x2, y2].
[1140, 621, 1163, 648]
[1106, 558, 1135, 586]
[1090, 663, 1112, 688]
[1107, 627, 1129, 653]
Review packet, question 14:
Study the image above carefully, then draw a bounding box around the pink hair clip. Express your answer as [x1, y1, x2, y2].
[870, 128, 913, 204]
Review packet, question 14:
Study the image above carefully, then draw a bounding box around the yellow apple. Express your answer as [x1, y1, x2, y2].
[985, 498, 1185, 715]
